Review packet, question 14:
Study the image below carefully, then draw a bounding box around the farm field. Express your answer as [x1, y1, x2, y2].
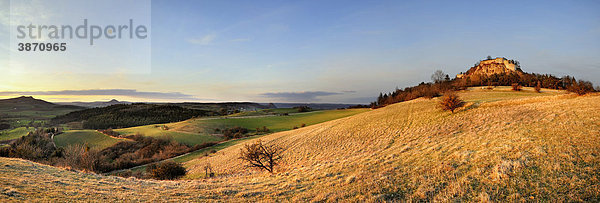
[53, 130, 124, 150]
[114, 125, 222, 146]
[169, 108, 370, 134]
[226, 108, 300, 117]
[0, 127, 34, 142]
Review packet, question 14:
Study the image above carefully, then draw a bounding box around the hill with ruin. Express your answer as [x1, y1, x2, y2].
[457, 57, 523, 79]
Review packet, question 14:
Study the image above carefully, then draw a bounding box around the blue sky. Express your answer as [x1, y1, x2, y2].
[1, 0, 599, 103]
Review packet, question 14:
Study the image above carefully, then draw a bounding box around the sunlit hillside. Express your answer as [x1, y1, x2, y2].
[2, 88, 599, 201]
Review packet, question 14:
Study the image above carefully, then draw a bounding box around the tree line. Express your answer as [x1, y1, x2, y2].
[51, 103, 215, 129]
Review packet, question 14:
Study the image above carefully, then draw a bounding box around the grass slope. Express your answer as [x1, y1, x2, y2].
[114, 125, 222, 146]
[183, 89, 599, 201]
[54, 130, 124, 150]
[3, 89, 598, 201]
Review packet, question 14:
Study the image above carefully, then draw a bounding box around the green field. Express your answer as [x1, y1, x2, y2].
[0, 127, 34, 141]
[114, 125, 222, 146]
[173, 108, 370, 134]
[54, 130, 124, 150]
[113, 108, 370, 147]
[226, 108, 300, 117]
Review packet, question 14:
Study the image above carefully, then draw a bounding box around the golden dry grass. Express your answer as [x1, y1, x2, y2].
[1, 90, 599, 201]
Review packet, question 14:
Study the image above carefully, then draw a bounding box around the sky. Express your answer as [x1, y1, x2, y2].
[0, 0, 599, 103]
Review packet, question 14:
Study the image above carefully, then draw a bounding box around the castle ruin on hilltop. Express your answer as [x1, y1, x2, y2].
[457, 57, 522, 79]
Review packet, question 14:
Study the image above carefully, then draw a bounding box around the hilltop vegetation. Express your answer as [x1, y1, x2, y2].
[373, 57, 596, 108]
[1, 90, 598, 201]
[51, 103, 214, 129]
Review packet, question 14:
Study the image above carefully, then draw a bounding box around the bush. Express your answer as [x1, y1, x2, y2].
[99, 128, 119, 137]
[4, 129, 60, 162]
[239, 140, 282, 173]
[222, 127, 249, 139]
[61, 144, 102, 172]
[535, 81, 541, 93]
[147, 161, 186, 180]
[294, 106, 311, 112]
[255, 126, 270, 134]
[511, 83, 522, 91]
[439, 92, 464, 113]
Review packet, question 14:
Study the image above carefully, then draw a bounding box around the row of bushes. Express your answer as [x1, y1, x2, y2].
[221, 126, 250, 139]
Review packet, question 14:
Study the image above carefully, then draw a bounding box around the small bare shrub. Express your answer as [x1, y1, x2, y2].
[62, 144, 102, 172]
[439, 92, 464, 113]
[147, 161, 186, 180]
[239, 140, 282, 173]
[511, 83, 522, 91]
[535, 81, 541, 93]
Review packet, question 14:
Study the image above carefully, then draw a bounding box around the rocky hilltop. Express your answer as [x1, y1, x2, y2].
[457, 57, 522, 78]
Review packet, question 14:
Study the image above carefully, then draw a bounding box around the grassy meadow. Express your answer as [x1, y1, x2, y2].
[226, 108, 299, 117]
[170, 108, 370, 134]
[114, 125, 222, 146]
[53, 130, 125, 150]
[0, 127, 34, 142]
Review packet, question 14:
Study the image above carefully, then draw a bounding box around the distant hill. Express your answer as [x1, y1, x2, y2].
[264, 103, 361, 109]
[171, 102, 270, 112]
[0, 96, 85, 129]
[57, 99, 131, 108]
[0, 96, 84, 110]
[60, 100, 270, 112]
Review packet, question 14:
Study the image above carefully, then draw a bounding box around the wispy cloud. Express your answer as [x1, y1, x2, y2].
[187, 34, 216, 45]
[0, 89, 199, 100]
[260, 91, 343, 102]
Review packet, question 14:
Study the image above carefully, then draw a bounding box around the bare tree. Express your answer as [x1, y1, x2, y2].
[431, 70, 446, 84]
[239, 140, 282, 173]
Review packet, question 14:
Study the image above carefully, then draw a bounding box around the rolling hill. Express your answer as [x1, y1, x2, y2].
[0, 96, 84, 139]
[1, 88, 599, 201]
